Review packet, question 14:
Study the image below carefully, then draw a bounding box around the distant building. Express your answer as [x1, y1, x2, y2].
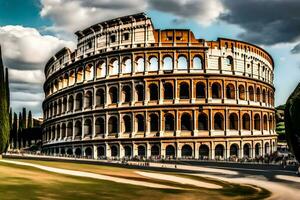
[42, 13, 277, 159]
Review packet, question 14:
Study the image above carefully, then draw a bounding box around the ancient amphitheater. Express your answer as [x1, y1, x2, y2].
[42, 13, 277, 160]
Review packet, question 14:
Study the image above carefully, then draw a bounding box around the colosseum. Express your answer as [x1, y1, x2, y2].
[42, 13, 277, 160]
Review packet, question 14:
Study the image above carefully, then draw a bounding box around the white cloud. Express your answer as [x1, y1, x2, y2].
[9, 69, 45, 84]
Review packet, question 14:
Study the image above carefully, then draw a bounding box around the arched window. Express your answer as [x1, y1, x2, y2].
[238, 85, 245, 100]
[242, 113, 250, 130]
[226, 84, 235, 99]
[84, 119, 92, 136]
[151, 145, 160, 156]
[255, 143, 260, 156]
[97, 146, 105, 158]
[265, 142, 270, 155]
[181, 113, 192, 131]
[249, 86, 254, 101]
[256, 88, 261, 102]
[263, 115, 268, 130]
[124, 146, 132, 157]
[76, 67, 83, 83]
[165, 113, 174, 131]
[163, 56, 173, 70]
[96, 89, 105, 106]
[136, 114, 144, 132]
[75, 93, 83, 110]
[196, 82, 205, 98]
[85, 147, 93, 158]
[69, 71, 75, 86]
[85, 91, 93, 108]
[254, 114, 260, 130]
[110, 34, 117, 43]
[181, 145, 192, 157]
[166, 145, 175, 157]
[56, 124, 60, 139]
[122, 57, 132, 73]
[199, 144, 209, 158]
[178, 56, 187, 69]
[57, 99, 62, 115]
[85, 64, 94, 81]
[138, 145, 146, 157]
[135, 85, 144, 101]
[180, 82, 190, 99]
[63, 73, 68, 88]
[111, 146, 118, 157]
[243, 144, 251, 157]
[96, 61, 106, 78]
[122, 115, 131, 133]
[53, 102, 57, 116]
[149, 84, 158, 100]
[75, 121, 82, 137]
[269, 116, 273, 131]
[108, 116, 118, 134]
[198, 113, 208, 130]
[67, 122, 73, 137]
[109, 87, 118, 104]
[136, 57, 144, 72]
[63, 97, 67, 113]
[75, 148, 82, 157]
[150, 114, 159, 132]
[226, 56, 233, 68]
[110, 59, 119, 75]
[214, 113, 224, 130]
[193, 56, 202, 69]
[215, 144, 224, 158]
[230, 144, 239, 157]
[149, 57, 158, 71]
[95, 118, 105, 135]
[164, 83, 173, 99]
[122, 85, 131, 103]
[262, 89, 266, 103]
[212, 83, 221, 98]
[61, 123, 66, 138]
[229, 113, 238, 130]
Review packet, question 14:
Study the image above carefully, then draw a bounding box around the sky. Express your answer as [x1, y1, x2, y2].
[0, 0, 299, 117]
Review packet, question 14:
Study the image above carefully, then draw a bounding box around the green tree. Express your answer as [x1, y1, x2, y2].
[28, 110, 32, 128]
[0, 45, 10, 156]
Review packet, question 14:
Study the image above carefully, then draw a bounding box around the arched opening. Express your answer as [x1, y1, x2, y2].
[193, 56, 202, 69]
[110, 59, 119, 75]
[138, 145, 146, 157]
[63, 73, 68, 88]
[136, 57, 145, 72]
[61, 148, 66, 155]
[269, 116, 273, 131]
[163, 56, 173, 70]
[164, 82, 173, 99]
[54, 102, 57, 116]
[199, 144, 209, 159]
[84, 119, 92, 136]
[68, 95, 74, 111]
[150, 113, 159, 132]
[61, 123, 66, 138]
[85, 147, 93, 158]
[76, 67, 83, 83]
[57, 99, 62, 115]
[262, 89, 266, 103]
[123, 115, 131, 133]
[215, 144, 224, 158]
[149, 56, 158, 71]
[254, 114, 261, 130]
[198, 113, 208, 130]
[69, 71, 75, 86]
[178, 56, 187, 69]
[165, 113, 174, 131]
[230, 144, 239, 157]
[229, 113, 238, 130]
[63, 97, 67, 113]
[109, 87, 118, 104]
[124, 146, 132, 157]
[263, 115, 268, 130]
[122, 57, 132, 73]
[136, 84, 144, 101]
[256, 88, 261, 102]
[226, 84, 235, 99]
[85, 64, 94, 81]
[67, 148, 73, 155]
[95, 117, 105, 135]
[75, 121, 82, 137]
[151, 145, 160, 156]
[243, 144, 251, 158]
[255, 143, 260, 156]
[242, 113, 250, 130]
[75, 93, 83, 111]
[111, 146, 118, 157]
[226, 56, 233, 69]
[122, 85, 131, 103]
[97, 146, 105, 158]
[166, 145, 175, 158]
[96, 89, 105, 106]
[180, 82, 190, 99]
[238, 85, 245, 100]
[212, 83, 221, 98]
[149, 83, 158, 100]
[249, 86, 254, 101]
[214, 113, 224, 130]
[181, 113, 192, 131]
[265, 142, 270, 155]
[96, 61, 106, 78]
[136, 114, 145, 132]
[85, 91, 93, 108]
[75, 148, 82, 157]
[196, 82, 205, 98]
[181, 145, 192, 157]
[56, 125, 61, 139]
[67, 122, 73, 137]
[108, 116, 118, 134]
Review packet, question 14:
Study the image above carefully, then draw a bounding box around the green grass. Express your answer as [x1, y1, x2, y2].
[0, 159, 271, 200]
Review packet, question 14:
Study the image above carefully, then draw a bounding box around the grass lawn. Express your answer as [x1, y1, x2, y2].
[0, 158, 271, 200]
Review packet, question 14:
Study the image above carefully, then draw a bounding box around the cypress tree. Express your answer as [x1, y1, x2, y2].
[22, 107, 27, 129]
[0, 45, 10, 156]
[12, 112, 18, 149]
[28, 110, 32, 128]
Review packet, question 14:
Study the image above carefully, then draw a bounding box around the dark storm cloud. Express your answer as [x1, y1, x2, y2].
[220, 0, 300, 45]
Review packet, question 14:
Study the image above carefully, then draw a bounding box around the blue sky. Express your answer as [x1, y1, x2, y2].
[0, 0, 299, 117]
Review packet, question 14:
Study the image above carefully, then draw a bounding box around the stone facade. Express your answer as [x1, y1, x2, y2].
[42, 13, 277, 160]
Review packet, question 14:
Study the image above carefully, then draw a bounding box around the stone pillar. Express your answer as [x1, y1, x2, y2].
[119, 144, 125, 158]
[93, 144, 97, 159]
[147, 142, 151, 158]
